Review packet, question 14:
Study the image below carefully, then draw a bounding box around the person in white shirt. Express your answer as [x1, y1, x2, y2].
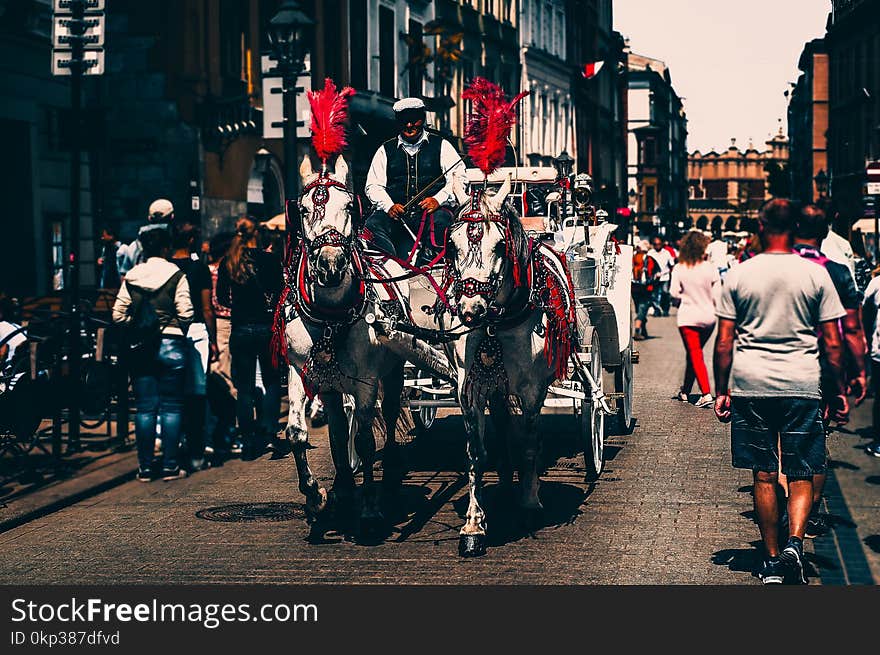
[706, 229, 729, 274]
[670, 231, 720, 408]
[648, 236, 675, 315]
[364, 98, 465, 262]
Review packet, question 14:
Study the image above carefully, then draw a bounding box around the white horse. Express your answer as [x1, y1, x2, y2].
[444, 176, 579, 557]
[281, 155, 421, 535]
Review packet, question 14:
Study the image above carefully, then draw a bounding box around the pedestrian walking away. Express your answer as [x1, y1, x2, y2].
[216, 216, 283, 460]
[117, 198, 175, 278]
[207, 231, 237, 456]
[170, 218, 219, 471]
[112, 227, 194, 482]
[670, 231, 719, 408]
[97, 225, 121, 289]
[713, 199, 848, 585]
[861, 274, 880, 459]
[648, 236, 675, 316]
[363, 97, 466, 263]
[793, 204, 868, 538]
[632, 240, 660, 340]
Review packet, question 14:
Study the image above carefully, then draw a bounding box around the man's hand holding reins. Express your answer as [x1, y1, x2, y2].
[419, 197, 440, 214]
[389, 203, 406, 219]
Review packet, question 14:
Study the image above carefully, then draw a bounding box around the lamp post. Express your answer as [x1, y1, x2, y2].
[267, 0, 314, 203]
[553, 150, 575, 228]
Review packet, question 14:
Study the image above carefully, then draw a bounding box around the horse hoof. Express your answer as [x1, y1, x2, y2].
[304, 487, 328, 523]
[359, 514, 385, 539]
[459, 534, 487, 558]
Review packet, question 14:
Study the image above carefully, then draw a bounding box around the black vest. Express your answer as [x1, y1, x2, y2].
[383, 136, 445, 205]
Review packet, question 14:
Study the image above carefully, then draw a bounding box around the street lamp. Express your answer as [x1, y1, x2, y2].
[267, 1, 314, 202]
[814, 169, 829, 198]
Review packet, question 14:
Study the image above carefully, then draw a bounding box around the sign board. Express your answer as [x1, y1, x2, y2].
[54, 0, 104, 11]
[53, 14, 105, 48]
[868, 182, 880, 195]
[52, 49, 104, 76]
[261, 53, 311, 140]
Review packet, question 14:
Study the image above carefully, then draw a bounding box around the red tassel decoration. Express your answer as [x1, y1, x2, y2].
[462, 77, 529, 176]
[307, 78, 356, 164]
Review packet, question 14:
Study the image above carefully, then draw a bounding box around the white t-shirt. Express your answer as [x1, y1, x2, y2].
[670, 261, 719, 328]
[863, 276, 880, 363]
[716, 253, 846, 398]
[647, 248, 674, 282]
[706, 240, 728, 269]
[0, 321, 26, 366]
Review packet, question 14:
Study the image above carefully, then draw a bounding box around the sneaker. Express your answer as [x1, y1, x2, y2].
[758, 558, 785, 585]
[229, 440, 244, 455]
[866, 442, 880, 458]
[203, 445, 215, 456]
[805, 512, 829, 539]
[671, 390, 689, 402]
[136, 468, 152, 483]
[161, 467, 188, 482]
[694, 394, 714, 409]
[779, 536, 807, 584]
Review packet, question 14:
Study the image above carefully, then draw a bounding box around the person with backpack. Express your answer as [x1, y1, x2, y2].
[117, 199, 175, 278]
[632, 240, 660, 340]
[216, 217, 283, 460]
[169, 218, 218, 471]
[112, 228, 193, 481]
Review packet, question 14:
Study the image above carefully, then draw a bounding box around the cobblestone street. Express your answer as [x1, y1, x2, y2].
[1, 314, 877, 585]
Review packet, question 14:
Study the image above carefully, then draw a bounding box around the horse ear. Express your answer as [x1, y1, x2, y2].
[299, 155, 315, 183]
[488, 173, 512, 213]
[331, 155, 349, 185]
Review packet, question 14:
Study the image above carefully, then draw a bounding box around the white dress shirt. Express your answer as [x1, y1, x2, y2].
[364, 131, 465, 212]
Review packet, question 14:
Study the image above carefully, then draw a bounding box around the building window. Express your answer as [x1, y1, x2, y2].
[378, 5, 396, 97]
[543, 3, 551, 52]
[645, 186, 656, 213]
[219, 0, 249, 93]
[50, 220, 64, 291]
[349, 0, 368, 89]
[408, 19, 424, 97]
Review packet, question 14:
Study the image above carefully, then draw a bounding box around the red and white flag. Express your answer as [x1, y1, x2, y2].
[581, 61, 605, 80]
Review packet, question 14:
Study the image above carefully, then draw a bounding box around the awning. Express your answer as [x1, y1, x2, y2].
[262, 213, 286, 231]
[852, 218, 879, 233]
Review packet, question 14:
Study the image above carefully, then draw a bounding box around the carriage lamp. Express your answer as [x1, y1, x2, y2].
[554, 150, 575, 179]
[814, 169, 829, 198]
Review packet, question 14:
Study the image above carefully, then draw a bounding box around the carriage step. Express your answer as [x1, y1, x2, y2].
[631, 350, 640, 364]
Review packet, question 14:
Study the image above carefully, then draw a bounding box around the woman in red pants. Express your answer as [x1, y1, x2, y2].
[670, 231, 720, 408]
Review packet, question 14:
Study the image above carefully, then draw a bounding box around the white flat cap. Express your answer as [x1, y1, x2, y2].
[148, 198, 174, 220]
[393, 97, 425, 112]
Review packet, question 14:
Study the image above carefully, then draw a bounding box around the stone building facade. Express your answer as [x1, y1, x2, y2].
[688, 130, 790, 232]
[788, 38, 830, 205]
[627, 52, 688, 236]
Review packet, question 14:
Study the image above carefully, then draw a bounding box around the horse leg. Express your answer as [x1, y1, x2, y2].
[380, 360, 405, 487]
[321, 391, 356, 513]
[488, 393, 515, 493]
[510, 392, 544, 519]
[459, 407, 488, 557]
[286, 366, 327, 520]
[352, 384, 383, 536]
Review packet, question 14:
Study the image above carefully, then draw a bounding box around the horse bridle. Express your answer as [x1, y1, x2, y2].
[298, 174, 357, 274]
[446, 190, 508, 304]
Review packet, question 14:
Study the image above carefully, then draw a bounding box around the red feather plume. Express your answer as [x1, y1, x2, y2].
[462, 77, 529, 176]
[308, 78, 356, 164]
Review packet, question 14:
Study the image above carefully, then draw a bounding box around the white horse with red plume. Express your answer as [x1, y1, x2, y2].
[276, 79, 452, 536]
[442, 78, 581, 557]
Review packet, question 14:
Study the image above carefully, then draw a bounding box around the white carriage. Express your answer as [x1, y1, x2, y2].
[404, 166, 637, 478]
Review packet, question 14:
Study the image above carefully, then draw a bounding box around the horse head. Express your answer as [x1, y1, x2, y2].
[446, 174, 526, 326]
[298, 154, 356, 287]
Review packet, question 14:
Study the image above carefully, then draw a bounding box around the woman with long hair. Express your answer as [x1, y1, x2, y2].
[670, 230, 719, 408]
[216, 217, 282, 459]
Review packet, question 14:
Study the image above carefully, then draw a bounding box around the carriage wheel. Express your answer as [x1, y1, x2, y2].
[343, 394, 361, 474]
[614, 345, 634, 434]
[581, 329, 605, 480]
[410, 370, 438, 434]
